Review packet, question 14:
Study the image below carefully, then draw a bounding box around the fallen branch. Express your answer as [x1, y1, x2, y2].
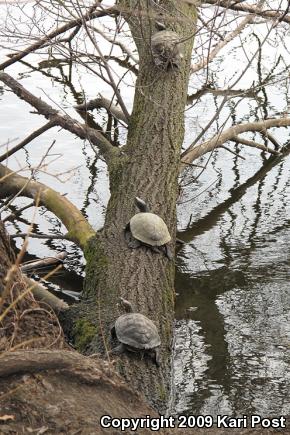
[20, 252, 67, 272]
[187, 86, 256, 104]
[23, 276, 69, 312]
[11, 232, 69, 240]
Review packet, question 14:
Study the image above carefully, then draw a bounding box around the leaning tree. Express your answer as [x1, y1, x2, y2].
[1, 0, 290, 411]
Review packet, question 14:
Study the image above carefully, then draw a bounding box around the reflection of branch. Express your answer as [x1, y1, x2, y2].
[0, 164, 95, 249]
[3, 201, 34, 222]
[181, 117, 290, 168]
[75, 96, 128, 125]
[0, 5, 117, 70]
[179, 145, 290, 241]
[0, 72, 118, 164]
[203, 1, 290, 25]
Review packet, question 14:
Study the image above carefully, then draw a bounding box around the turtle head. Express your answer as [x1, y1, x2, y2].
[135, 197, 150, 213]
[119, 297, 134, 313]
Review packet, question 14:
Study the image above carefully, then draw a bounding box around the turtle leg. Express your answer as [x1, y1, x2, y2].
[159, 244, 174, 260]
[128, 238, 142, 249]
[150, 246, 160, 254]
[164, 244, 174, 261]
[124, 224, 142, 249]
[111, 325, 116, 339]
[153, 347, 161, 367]
[110, 343, 126, 355]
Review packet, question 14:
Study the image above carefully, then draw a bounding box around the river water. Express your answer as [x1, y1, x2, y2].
[1, 1, 290, 420]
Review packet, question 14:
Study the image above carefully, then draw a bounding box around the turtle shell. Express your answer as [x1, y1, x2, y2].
[130, 212, 171, 246]
[115, 313, 161, 350]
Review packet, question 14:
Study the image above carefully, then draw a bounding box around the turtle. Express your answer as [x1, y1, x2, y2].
[124, 197, 173, 260]
[110, 298, 161, 366]
[151, 30, 184, 70]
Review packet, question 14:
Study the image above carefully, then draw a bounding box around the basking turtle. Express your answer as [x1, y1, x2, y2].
[124, 197, 173, 260]
[111, 298, 161, 366]
[151, 30, 183, 70]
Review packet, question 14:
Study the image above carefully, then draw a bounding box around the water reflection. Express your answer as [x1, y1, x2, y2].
[172, 146, 290, 416]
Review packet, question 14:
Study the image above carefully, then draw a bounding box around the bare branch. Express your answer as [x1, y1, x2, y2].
[231, 135, 279, 155]
[0, 4, 118, 70]
[0, 121, 55, 163]
[0, 164, 95, 249]
[80, 20, 130, 121]
[191, 13, 256, 74]
[181, 117, 290, 168]
[91, 24, 139, 64]
[260, 130, 281, 149]
[0, 72, 118, 163]
[75, 96, 128, 125]
[202, 1, 290, 25]
[20, 252, 67, 273]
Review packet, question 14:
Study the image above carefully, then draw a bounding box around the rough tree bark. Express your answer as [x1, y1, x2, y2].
[67, 0, 198, 411]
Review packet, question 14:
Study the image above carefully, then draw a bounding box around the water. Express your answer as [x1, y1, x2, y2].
[1, 1, 290, 419]
[173, 151, 290, 416]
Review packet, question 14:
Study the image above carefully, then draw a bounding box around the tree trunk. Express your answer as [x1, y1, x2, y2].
[70, 1, 198, 411]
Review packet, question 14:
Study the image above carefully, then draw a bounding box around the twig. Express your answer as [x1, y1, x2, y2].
[0, 4, 118, 70]
[231, 135, 280, 154]
[0, 122, 55, 163]
[203, 1, 290, 24]
[3, 201, 35, 223]
[220, 145, 246, 160]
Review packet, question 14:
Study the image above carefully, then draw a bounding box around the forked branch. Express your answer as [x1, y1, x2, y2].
[181, 117, 290, 170]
